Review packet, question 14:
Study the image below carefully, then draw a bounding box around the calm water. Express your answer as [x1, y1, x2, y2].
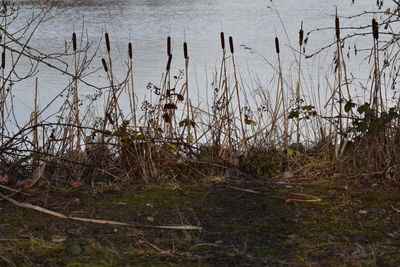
[9, 0, 384, 122]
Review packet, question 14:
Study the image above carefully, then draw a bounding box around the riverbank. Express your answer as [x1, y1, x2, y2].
[1, 1, 400, 265]
[1, 173, 399, 266]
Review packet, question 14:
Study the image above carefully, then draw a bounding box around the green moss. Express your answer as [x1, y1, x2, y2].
[256, 247, 287, 259]
[189, 244, 217, 253]
[2, 177, 399, 266]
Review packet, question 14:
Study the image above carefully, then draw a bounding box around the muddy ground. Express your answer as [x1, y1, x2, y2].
[1, 176, 400, 266]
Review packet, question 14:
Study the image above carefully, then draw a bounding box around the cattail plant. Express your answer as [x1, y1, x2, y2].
[217, 32, 233, 154]
[1, 50, 5, 69]
[167, 36, 172, 56]
[274, 37, 288, 149]
[102, 32, 123, 131]
[296, 22, 304, 146]
[182, 41, 192, 144]
[31, 78, 40, 168]
[72, 32, 77, 52]
[127, 42, 137, 128]
[371, 18, 382, 113]
[330, 14, 353, 157]
[157, 36, 175, 140]
[334, 14, 344, 158]
[105, 32, 111, 54]
[0, 47, 5, 145]
[101, 58, 108, 73]
[229, 36, 247, 150]
[220, 32, 232, 151]
[72, 32, 82, 152]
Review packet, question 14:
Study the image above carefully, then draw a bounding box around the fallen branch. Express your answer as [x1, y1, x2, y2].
[225, 185, 321, 203]
[0, 193, 201, 231]
[391, 204, 400, 213]
[0, 185, 30, 196]
[225, 185, 285, 200]
[285, 193, 322, 203]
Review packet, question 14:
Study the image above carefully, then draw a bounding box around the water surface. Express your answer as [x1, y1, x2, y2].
[9, 0, 385, 122]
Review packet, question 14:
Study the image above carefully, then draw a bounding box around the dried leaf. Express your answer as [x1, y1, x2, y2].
[0, 174, 12, 185]
[164, 103, 177, 110]
[71, 181, 84, 189]
[51, 235, 67, 243]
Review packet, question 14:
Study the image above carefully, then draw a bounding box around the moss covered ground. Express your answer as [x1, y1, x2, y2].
[0, 176, 399, 266]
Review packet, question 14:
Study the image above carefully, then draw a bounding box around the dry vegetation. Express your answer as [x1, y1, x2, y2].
[0, 0, 400, 265]
[0, 1, 399, 185]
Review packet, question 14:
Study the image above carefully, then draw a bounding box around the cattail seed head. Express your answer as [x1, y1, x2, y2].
[299, 24, 304, 47]
[372, 19, 379, 40]
[166, 54, 172, 71]
[1, 50, 5, 69]
[275, 37, 280, 54]
[128, 42, 133, 59]
[183, 42, 188, 59]
[335, 16, 340, 40]
[220, 32, 225, 50]
[167, 36, 171, 56]
[105, 33, 110, 53]
[72, 32, 77, 52]
[101, 58, 108, 73]
[229, 36, 234, 54]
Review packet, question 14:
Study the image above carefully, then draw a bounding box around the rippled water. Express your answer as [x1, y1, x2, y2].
[9, 0, 385, 122]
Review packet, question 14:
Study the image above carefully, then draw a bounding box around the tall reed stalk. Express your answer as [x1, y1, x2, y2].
[128, 42, 137, 128]
[0, 19, 6, 146]
[72, 32, 81, 152]
[371, 18, 382, 113]
[31, 78, 39, 168]
[334, 15, 343, 158]
[229, 36, 247, 149]
[183, 41, 191, 144]
[296, 23, 304, 146]
[275, 37, 288, 149]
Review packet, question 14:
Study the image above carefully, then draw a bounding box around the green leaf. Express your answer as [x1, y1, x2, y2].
[187, 134, 194, 142]
[179, 119, 196, 127]
[344, 101, 356, 112]
[134, 134, 148, 140]
[357, 103, 371, 114]
[301, 105, 315, 111]
[288, 110, 300, 119]
[244, 119, 257, 126]
[113, 130, 126, 137]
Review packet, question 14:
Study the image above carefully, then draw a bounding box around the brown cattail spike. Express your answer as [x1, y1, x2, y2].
[72, 32, 77, 52]
[101, 58, 108, 73]
[166, 54, 172, 71]
[275, 37, 280, 54]
[229, 36, 234, 54]
[167, 36, 171, 56]
[105, 33, 110, 53]
[335, 16, 340, 40]
[220, 32, 225, 50]
[128, 42, 133, 59]
[183, 42, 188, 59]
[372, 19, 379, 40]
[299, 23, 304, 47]
[1, 50, 5, 69]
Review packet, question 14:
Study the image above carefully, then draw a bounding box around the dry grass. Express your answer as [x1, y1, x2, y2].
[0, 1, 399, 188]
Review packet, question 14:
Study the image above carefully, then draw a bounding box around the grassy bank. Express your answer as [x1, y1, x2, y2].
[1, 176, 400, 266]
[1, 1, 400, 265]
